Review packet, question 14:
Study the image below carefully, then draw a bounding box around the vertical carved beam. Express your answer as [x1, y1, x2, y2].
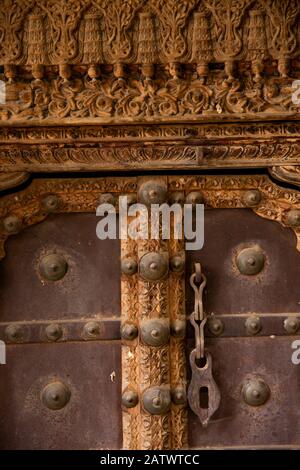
[169, 204, 187, 449]
[121, 177, 187, 450]
[121, 219, 140, 450]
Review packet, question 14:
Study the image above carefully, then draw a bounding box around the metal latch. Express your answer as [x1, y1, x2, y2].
[187, 263, 221, 427]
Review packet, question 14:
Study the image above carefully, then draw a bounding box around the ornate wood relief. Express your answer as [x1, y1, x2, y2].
[0, 0, 299, 451]
[0, 0, 299, 124]
[0, 121, 300, 173]
[0, 174, 299, 257]
[122, 177, 187, 450]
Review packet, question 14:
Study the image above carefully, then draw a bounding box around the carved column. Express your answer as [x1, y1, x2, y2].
[121, 177, 187, 450]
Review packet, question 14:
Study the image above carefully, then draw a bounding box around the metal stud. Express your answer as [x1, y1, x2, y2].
[236, 246, 265, 276]
[39, 253, 68, 281]
[99, 193, 116, 206]
[142, 387, 171, 415]
[243, 190, 261, 207]
[139, 252, 168, 281]
[286, 209, 300, 227]
[172, 387, 187, 405]
[121, 258, 137, 275]
[5, 324, 27, 343]
[83, 321, 101, 339]
[45, 323, 63, 342]
[42, 195, 60, 212]
[170, 253, 185, 273]
[41, 381, 71, 410]
[138, 180, 167, 206]
[140, 319, 170, 347]
[3, 215, 21, 233]
[208, 317, 224, 336]
[245, 316, 261, 335]
[242, 378, 270, 406]
[171, 319, 186, 339]
[124, 194, 137, 206]
[284, 317, 300, 335]
[169, 192, 185, 205]
[122, 390, 139, 408]
[186, 191, 204, 205]
[121, 322, 138, 341]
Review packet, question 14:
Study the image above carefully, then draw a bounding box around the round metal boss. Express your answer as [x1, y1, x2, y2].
[142, 387, 171, 415]
[124, 193, 137, 206]
[83, 321, 101, 339]
[41, 381, 71, 410]
[121, 258, 137, 275]
[139, 252, 168, 281]
[99, 193, 116, 206]
[45, 323, 63, 342]
[170, 254, 185, 273]
[169, 191, 185, 205]
[121, 322, 138, 341]
[171, 319, 186, 339]
[122, 390, 139, 408]
[243, 190, 261, 207]
[5, 324, 27, 343]
[208, 317, 224, 336]
[286, 209, 300, 227]
[172, 387, 186, 405]
[236, 246, 265, 276]
[245, 316, 262, 335]
[42, 195, 60, 212]
[3, 215, 21, 233]
[242, 378, 270, 406]
[284, 317, 300, 335]
[140, 319, 170, 347]
[138, 180, 167, 206]
[39, 253, 68, 281]
[186, 191, 204, 205]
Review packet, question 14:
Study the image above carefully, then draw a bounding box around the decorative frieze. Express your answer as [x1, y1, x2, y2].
[0, 0, 299, 123]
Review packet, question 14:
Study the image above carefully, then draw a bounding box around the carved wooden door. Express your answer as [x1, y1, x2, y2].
[0, 0, 300, 453]
[0, 174, 299, 449]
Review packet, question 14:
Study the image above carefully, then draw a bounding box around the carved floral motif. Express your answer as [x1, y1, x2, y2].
[0, 0, 299, 122]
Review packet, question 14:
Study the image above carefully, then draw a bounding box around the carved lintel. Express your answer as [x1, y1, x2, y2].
[0, 137, 299, 172]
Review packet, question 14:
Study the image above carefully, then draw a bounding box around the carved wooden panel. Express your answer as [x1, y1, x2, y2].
[0, 0, 299, 125]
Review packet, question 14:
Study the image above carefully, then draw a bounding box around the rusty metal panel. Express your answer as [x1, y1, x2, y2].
[0, 212, 122, 449]
[0, 341, 122, 450]
[187, 209, 300, 315]
[0, 213, 120, 322]
[188, 337, 300, 449]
